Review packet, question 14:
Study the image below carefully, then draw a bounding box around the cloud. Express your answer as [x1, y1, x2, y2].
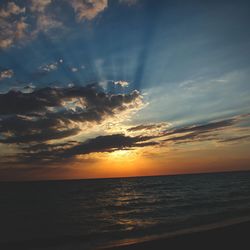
[71, 67, 78, 72]
[128, 123, 169, 132]
[0, 0, 137, 49]
[30, 0, 52, 13]
[1, 127, 80, 144]
[161, 116, 250, 145]
[39, 62, 58, 72]
[32, 60, 61, 79]
[0, 2, 25, 18]
[0, 0, 140, 49]
[114, 81, 129, 87]
[0, 69, 14, 81]
[0, 1, 60, 49]
[69, 0, 108, 22]
[219, 135, 250, 143]
[33, 14, 62, 34]
[19, 133, 156, 163]
[0, 84, 142, 115]
[0, 83, 148, 167]
[163, 131, 218, 144]
[15, 17, 28, 40]
[0, 84, 143, 145]
[165, 119, 236, 136]
[126, 119, 237, 144]
[0, 2, 27, 49]
[29, 0, 62, 37]
[0, 39, 12, 49]
[126, 115, 250, 146]
[1, 90, 249, 167]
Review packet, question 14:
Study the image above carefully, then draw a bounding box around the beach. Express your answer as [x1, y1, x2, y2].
[103, 220, 250, 250]
[1, 219, 250, 249]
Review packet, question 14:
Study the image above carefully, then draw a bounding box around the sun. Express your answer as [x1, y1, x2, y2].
[109, 149, 138, 162]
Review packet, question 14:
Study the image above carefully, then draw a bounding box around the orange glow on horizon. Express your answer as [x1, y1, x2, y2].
[66, 143, 250, 181]
[2, 142, 250, 182]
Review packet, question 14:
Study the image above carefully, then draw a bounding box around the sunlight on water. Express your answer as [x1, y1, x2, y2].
[0, 172, 250, 249]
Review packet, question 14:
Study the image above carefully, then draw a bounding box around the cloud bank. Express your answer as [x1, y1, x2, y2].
[0, 0, 137, 49]
[0, 84, 143, 145]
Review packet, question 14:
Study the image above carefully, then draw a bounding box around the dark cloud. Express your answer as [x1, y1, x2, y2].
[0, 84, 142, 144]
[163, 131, 218, 144]
[1, 84, 248, 169]
[125, 116, 249, 146]
[162, 117, 250, 144]
[127, 119, 238, 136]
[0, 87, 62, 115]
[19, 115, 244, 164]
[63, 134, 154, 156]
[0, 84, 141, 115]
[127, 123, 167, 132]
[0, 128, 80, 144]
[19, 134, 157, 164]
[219, 135, 250, 143]
[126, 118, 239, 145]
[165, 119, 236, 136]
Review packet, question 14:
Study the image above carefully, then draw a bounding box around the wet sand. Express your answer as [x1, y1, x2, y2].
[1, 220, 250, 249]
[103, 220, 250, 250]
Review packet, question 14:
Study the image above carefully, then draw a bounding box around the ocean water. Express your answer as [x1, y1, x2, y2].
[0, 171, 250, 249]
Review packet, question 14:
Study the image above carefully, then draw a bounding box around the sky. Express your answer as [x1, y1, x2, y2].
[0, 0, 250, 181]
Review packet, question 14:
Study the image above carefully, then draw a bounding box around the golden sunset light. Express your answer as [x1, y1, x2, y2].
[0, 0, 250, 249]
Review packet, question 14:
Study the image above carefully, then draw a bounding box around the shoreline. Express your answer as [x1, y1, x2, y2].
[2, 216, 250, 249]
[99, 217, 250, 250]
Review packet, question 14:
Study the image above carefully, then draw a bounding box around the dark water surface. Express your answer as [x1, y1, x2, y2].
[1, 171, 250, 249]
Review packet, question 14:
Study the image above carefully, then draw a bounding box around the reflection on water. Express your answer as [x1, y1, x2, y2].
[0, 171, 250, 249]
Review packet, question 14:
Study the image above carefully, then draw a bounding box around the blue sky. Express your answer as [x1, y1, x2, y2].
[1, 0, 250, 124]
[0, 0, 250, 180]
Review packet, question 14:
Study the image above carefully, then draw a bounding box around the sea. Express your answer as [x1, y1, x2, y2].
[0, 171, 250, 249]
